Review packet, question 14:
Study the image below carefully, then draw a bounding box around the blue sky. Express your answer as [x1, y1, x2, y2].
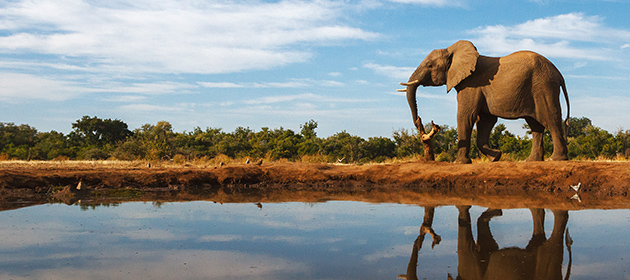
[1, 0, 629, 138]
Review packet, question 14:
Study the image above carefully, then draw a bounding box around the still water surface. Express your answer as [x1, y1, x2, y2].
[1, 201, 629, 279]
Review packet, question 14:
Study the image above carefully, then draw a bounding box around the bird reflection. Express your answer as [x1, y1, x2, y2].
[451, 207, 570, 280]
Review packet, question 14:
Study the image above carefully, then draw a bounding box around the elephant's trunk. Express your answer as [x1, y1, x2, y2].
[399, 80, 423, 134]
[399, 80, 441, 161]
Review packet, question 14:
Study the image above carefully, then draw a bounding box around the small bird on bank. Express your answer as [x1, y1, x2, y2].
[254, 159, 262, 165]
[570, 182, 581, 192]
[570, 193, 582, 202]
[245, 158, 250, 164]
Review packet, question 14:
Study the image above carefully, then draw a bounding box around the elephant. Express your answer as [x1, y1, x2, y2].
[399, 40, 570, 163]
[452, 206, 571, 280]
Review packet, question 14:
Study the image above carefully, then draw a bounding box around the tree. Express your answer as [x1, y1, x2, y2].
[33, 131, 73, 160]
[430, 124, 459, 161]
[362, 136, 396, 162]
[70, 116, 132, 147]
[322, 131, 364, 163]
[568, 125, 616, 159]
[566, 117, 592, 138]
[392, 128, 423, 158]
[132, 121, 177, 160]
[0, 122, 38, 159]
[298, 120, 321, 156]
[615, 129, 630, 158]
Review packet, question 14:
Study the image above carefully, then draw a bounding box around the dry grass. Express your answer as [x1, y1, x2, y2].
[1, 153, 627, 170]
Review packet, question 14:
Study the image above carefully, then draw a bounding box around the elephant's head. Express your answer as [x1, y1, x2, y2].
[399, 40, 479, 130]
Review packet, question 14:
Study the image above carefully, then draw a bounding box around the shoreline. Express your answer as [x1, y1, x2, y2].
[1, 160, 629, 211]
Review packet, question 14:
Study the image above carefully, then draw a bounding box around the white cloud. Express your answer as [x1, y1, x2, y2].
[469, 13, 630, 60]
[386, 0, 464, 6]
[114, 82, 197, 94]
[0, 0, 380, 74]
[244, 93, 317, 105]
[364, 63, 415, 80]
[198, 79, 343, 89]
[118, 103, 181, 112]
[0, 73, 84, 101]
[197, 82, 244, 89]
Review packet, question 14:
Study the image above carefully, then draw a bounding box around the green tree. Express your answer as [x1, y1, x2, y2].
[132, 121, 177, 160]
[566, 117, 592, 138]
[362, 136, 396, 162]
[0, 122, 38, 159]
[615, 129, 630, 158]
[392, 128, 423, 158]
[568, 125, 617, 159]
[70, 116, 132, 147]
[297, 120, 321, 156]
[322, 131, 364, 163]
[430, 124, 459, 161]
[32, 131, 73, 160]
[488, 123, 529, 160]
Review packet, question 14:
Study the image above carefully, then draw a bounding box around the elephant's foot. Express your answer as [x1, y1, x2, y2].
[455, 156, 472, 164]
[550, 154, 569, 161]
[485, 150, 502, 162]
[525, 154, 544, 162]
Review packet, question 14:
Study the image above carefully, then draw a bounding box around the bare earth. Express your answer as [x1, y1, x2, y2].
[1, 160, 629, 211]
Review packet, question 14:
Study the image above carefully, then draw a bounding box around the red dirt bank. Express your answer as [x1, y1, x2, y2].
[1, 161, 629, 210]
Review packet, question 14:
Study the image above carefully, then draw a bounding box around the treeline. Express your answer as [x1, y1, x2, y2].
[1, 116, 629, 163]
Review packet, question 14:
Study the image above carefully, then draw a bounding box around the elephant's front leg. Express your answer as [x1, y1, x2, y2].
[456, 107, 478, 164]
[456, 91, 483, 164]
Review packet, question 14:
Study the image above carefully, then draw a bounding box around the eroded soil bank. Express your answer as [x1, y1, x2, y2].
[1, 160, 629, 211]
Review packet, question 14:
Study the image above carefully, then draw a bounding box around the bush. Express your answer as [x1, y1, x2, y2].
[83, 148, 109, 160]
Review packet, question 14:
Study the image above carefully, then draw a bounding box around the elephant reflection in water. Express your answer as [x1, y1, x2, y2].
[402, 207, 572, 280]
[452, 206, 571, 280]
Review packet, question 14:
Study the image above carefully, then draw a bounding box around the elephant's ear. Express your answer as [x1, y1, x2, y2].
[446, 40, 479, 92]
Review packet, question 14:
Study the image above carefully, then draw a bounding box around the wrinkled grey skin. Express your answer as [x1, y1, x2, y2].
[401, 40, 570, 163]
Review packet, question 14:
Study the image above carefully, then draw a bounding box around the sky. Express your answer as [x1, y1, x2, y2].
[1, 0, 630, 138]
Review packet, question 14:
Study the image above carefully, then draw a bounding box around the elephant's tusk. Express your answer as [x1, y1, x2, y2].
[397, 89, 406, 92]
[399, 80, 419, 86]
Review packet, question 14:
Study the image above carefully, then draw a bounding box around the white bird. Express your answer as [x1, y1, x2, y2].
[570, 182, 581, 192]
[571, 193, 582, 202]
[337, 157, 345, 163]
[245, 158, 250, 164]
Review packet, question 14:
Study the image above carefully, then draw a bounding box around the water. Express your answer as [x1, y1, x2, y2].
[0, 201, 629, 279]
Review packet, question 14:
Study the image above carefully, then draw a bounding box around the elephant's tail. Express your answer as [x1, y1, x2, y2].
[561, 79, 570, 136]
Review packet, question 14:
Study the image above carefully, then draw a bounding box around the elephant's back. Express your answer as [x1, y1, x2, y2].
[500, 51, 563, 82]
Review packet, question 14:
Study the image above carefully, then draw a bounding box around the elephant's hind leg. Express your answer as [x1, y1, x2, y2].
[547, 119, 569, 161]
[476, 114, 502, 162]
[525, 117, 545, 161]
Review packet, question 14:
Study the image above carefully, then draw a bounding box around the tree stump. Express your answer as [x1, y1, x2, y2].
[414, 117, 441, 161]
